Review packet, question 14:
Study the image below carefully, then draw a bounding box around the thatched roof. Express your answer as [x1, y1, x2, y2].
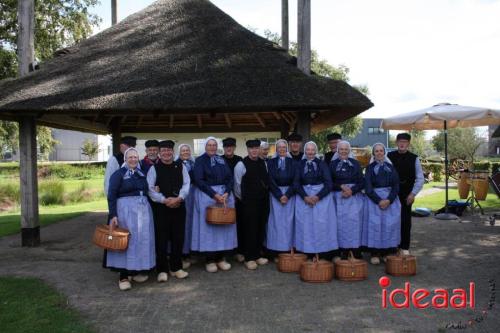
[0, 0, 372, 134]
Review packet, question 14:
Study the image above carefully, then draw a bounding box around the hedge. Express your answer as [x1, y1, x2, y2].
[421, 162, 443, 182]
[0, 162, 105, 179]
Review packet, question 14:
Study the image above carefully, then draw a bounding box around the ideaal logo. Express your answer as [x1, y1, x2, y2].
[379, 276, 475, 309]
[379, 276, 496, 330]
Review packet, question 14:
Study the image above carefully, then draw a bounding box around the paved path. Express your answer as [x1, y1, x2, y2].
[1, 211, 500, 333]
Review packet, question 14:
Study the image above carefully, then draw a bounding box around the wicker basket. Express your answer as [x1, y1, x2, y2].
[300, 254, 334, 283]
[277, 249, 307, 273]
[206, 199, 236, 225]
[385, 251, 417, 276]
[335, 251, 368, 281]
[93, 224, 130, 251]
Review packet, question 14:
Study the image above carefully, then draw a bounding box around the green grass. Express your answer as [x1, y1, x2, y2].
[0, 199, 107, 237]
[415, 187, 499, 211]
[0, 276, 93, 333]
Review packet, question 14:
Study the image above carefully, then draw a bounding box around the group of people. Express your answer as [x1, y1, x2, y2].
[103, 132, 424, 291]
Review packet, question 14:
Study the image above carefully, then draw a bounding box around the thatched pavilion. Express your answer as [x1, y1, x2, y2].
[0, 0, 372, 246]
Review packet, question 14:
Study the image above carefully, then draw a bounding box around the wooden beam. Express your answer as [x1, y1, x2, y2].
[111, 0, 118, 25]
[17, 0, 35, 76]
[224, 113, 232, 128]
[282, 0, 289, 51]
[272, 112, 282, 120]
[297, 0, 311, 75]
[40, 114, 108, 133]
[254, 113, 266, 128]
[169, 114, 174, 128]
[19, 116, 40, 246]
[197, 114, 202, 128]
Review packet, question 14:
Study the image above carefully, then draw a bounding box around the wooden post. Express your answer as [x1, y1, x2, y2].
[17, 0, 35, 76]
[17, 0, 39, 246]
[19, 116, 40, 246]
[297, 0, 311, 75]
[111, 0, 118, 25]
[297, 0, 312, 141]
[281, 0, 289, 51]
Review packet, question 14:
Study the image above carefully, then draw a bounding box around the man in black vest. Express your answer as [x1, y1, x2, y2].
[323, 133, 342, 165]
[234, 139, 270, 270]
[104, 136, 137, 195]
[287, 133, 304, 161]
[147, 140, 191, 282]
[387, 133, 425, 255]
[221, 137, 246, 262]
[222, 137, 243, 171]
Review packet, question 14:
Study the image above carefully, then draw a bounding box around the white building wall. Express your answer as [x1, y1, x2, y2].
[50, 129, 111, 162]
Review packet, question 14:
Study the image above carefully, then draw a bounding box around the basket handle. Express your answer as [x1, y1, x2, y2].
[108, 221, 116, 234]
[313, 253, 320, 265]
[348, 250, 355, 262]
[290, 247, 295, 256]
[223, 197, 228, 214]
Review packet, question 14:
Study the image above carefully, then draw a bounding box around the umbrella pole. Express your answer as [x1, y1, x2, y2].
[436, 120, 458, 220]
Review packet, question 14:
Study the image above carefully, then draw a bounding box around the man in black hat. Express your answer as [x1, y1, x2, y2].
[323, 133, 342, 165]
[287, 133, 304, 161]
[387, 133, 424, 255]
[148, 140, 191, 282]
[221, 137, 245, 262]
[221, 137, 243, 171]
[140, 139, 160, 174]
[104, 136, 137, 195]
[234, 139, 270, 270]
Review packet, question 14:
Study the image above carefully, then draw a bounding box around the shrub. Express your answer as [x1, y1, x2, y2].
[490, 162, 500, 174]
[66, 182, 103, 203]
[421, 162, 444, 182]
[39, 180, 65, 205]
[472, 160, 491, 172]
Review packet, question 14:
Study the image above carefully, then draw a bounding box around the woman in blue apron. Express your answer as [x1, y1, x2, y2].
[330, 140, 365, 261]
[191, 137, 237, 273]
[363, 143, 401, 264]
[266, 139, 296, 257]
[294, 141, 338, 259]
[106, 147, 155, 290]
[176, 143, 196, 269]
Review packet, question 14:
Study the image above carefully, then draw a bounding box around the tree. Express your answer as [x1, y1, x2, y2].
[262, 30, 368, 153]
[408, 130, 433, 159]
[81, 139, 100, 162]
[0, 0, 100, 158]
[432, 127, 484, 161]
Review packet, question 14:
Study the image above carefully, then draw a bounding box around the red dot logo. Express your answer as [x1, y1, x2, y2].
[379, 276, 391, 288]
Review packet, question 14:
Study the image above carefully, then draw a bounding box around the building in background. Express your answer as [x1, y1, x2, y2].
[49, 129, 111, 162]
[489, 125, 500, 156]
[346, 118, 388, 148]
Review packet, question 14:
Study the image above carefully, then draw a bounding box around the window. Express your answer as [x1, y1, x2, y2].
[368, 127, 384, 135]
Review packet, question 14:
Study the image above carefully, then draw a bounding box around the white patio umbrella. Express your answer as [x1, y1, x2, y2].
[381, 103, 500, 220]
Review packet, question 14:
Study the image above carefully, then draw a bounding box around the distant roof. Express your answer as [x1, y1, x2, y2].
[0, 0, 372, 134]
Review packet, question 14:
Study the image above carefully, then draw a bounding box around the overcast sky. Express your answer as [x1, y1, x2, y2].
[91, 0, 500, 119]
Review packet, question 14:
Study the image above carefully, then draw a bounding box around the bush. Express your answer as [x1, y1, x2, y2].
[39, 180, 65, 205]
[490, 162, 500, 174]
[1, 162, 105, 179]
[66, 182, 104, 203]
[472, 160, 491, 172]
[421, 162, 444, 182]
